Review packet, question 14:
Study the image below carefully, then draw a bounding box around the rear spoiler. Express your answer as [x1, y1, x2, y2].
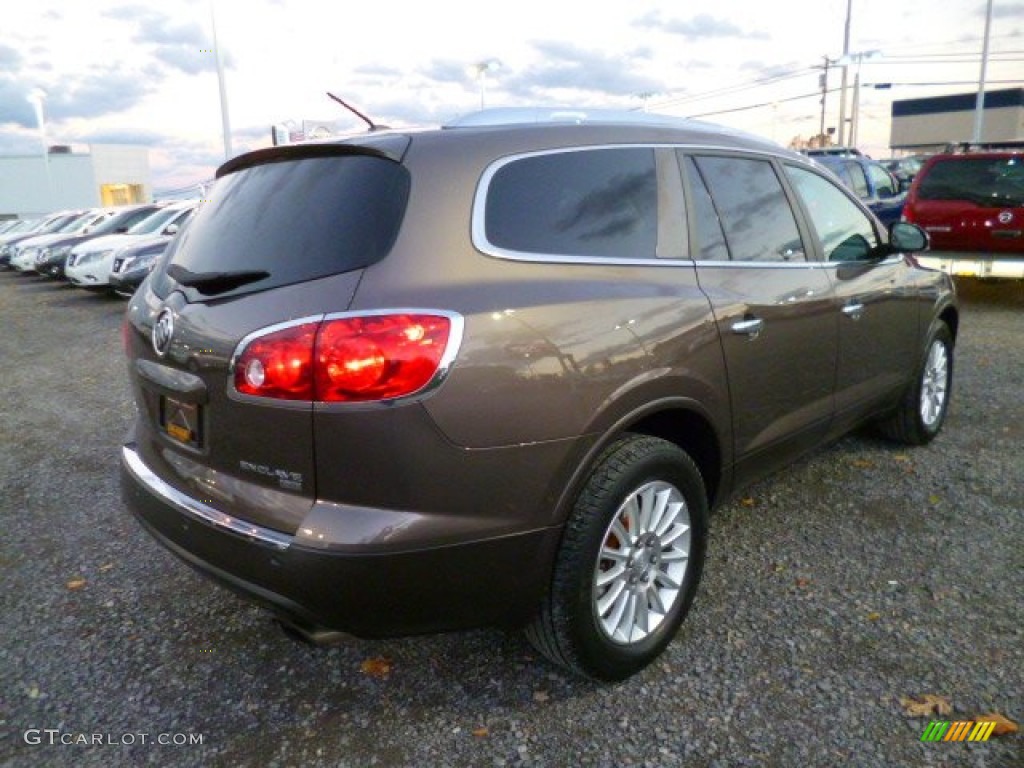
[217, 134, 412, 178]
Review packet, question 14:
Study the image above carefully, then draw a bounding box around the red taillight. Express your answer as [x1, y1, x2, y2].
[234, 322, 318, 400]
[233, 314, 456, 403]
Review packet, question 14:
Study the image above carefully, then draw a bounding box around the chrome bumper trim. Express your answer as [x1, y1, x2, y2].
[917, 253, 1024, 280]
[122, 444, 293, 550]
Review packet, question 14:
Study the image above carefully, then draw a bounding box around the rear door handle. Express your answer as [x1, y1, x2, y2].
[731, 317, 764, 338]
[842, 302, 865, 320]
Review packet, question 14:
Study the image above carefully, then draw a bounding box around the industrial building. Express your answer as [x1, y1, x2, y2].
[889, 87, 1024, 152]
[0, 144, 152, 219]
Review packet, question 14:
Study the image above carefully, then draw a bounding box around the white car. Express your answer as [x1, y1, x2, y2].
[9, 209, 116, 272]
[65, 201, 196, 289]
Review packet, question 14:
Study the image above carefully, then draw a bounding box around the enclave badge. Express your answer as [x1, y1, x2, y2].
[152, 309, 174, 357]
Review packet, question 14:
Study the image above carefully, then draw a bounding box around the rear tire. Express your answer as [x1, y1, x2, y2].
[526, 434, 707, 681]
[878, 322, 953, 445]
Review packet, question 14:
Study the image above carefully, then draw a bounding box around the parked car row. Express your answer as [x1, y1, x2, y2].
[0, 200, 197, 295]
[802, 146, 1023, 279]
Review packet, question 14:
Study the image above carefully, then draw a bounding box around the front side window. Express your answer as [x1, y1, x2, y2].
[484, 148, 658, 259]
[691, 155, 805, 262]
[786, 165, 879, 262]
[867, 163, 897, 198]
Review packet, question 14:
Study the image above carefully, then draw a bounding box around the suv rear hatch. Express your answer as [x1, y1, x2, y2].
[125, 140, 411, 535]
[906, 155, 1024, 254]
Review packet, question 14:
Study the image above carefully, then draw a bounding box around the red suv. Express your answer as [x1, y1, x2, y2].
[902, 152, 1024, 279]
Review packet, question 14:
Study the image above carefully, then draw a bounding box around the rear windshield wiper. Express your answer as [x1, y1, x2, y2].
[166, 264, 270, 295]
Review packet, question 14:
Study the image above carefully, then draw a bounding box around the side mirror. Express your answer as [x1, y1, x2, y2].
[889, 221, 928, 253]
[163, 224, 179, 236]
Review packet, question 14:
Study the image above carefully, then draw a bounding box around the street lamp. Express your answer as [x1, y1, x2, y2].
[836, 50, 881, 149]
[209, 0, 232, 160]
[26, 88, 53, 211]
[473, 59, 502, 109]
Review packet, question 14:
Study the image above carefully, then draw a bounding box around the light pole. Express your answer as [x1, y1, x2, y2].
[26, 88, 53, 211]
[210, 0, 232, 160]
[836, 50, 881, 149]
[972, 0, 995, 144]
[473, 59, 501, 109]
[837, 0, 852, 146]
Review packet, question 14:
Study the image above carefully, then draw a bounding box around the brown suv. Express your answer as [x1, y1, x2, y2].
[121, 108, 958, 681]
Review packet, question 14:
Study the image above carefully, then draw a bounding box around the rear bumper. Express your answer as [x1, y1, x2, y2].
[121, 443, 562, 637]
[916, 252, 1024, 280]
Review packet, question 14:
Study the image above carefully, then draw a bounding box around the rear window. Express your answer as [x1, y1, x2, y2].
[484, 148, 658, 259]
[154, 154, 410, 299]
[918, 157, 1024, 206]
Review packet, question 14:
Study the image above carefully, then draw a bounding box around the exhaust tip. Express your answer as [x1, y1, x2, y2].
[275, 617, 349, 646]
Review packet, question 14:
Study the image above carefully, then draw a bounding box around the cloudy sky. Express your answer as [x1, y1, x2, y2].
[1, 0, 1021, 195]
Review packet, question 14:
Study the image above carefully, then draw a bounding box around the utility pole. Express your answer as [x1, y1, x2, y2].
[837, 0, 852, 146]
[972, 0, 994, 144]
[210, 0, 232, 160]
[819, 56, 830, 143]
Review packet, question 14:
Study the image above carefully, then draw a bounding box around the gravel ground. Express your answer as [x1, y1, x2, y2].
[0, 272, 1021, 768]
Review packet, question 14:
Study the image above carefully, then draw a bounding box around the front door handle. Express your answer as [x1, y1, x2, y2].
[842, 302, 865, 321]
[731, 316, 764, 338]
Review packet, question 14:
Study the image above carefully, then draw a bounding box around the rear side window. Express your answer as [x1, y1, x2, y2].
[484, 148, 658, 259]
[156, 155, 410, 298]
[692, 156, 805, 262]
[918, 158, 1024, 206]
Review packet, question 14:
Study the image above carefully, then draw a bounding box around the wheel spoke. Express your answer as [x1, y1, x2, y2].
[661, 521, 690, 548]
[595, 562, 626, 588]
[647, 488, 671, 535]
[647, 583, 668, 615]
[636, 487, 655, 533]
[597, 579, 627, 617]
[634, 591, 651, 636]
[660, 548, 690, 563]
[654, 570, 681, 591]
[655, 500, 684, 537]
[609, 517, 632, 549]
[618, 593, 638, 640]
[621, 498, 640, 544]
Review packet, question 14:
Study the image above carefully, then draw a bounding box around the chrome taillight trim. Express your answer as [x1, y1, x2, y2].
[227, 309, 465, 407]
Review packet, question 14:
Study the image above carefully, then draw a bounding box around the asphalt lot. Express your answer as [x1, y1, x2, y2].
[0, 271, 1021, 768]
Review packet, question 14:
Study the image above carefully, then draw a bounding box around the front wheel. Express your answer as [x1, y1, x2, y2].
[878, 322, 954, 445]
[526, 434, 707, 681]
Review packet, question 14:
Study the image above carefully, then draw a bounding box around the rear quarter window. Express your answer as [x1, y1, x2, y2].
[482, 148, 658, 260]
[154, 154, 410, 299]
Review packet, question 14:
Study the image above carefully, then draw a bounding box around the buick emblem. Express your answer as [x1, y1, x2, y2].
[152, 309, 175, 357]
[998, 211, 1013, 224]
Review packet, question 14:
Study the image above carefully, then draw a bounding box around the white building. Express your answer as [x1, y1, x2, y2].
[0, 144, 152, 219]
[890, 88, 1024, 152]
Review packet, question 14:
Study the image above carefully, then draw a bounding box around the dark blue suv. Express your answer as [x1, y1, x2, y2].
[815, 155, 907, 226]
